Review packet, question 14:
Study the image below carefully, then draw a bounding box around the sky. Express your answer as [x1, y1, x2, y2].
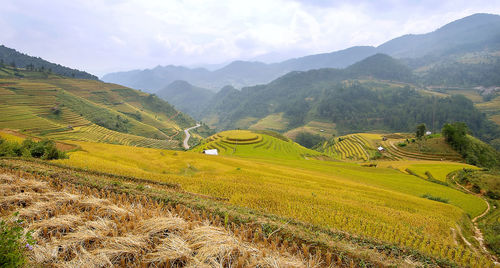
[1, 0, 500, 76]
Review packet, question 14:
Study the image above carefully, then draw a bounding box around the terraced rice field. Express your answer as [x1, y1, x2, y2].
[192, 130, 321, 159]
[321, 134, 373, 161]
[381, 140, 463, 162]
[0, 78, 188, 149]
[45, 124, 177, 149]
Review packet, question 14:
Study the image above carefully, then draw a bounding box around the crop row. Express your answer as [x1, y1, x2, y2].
[221, 134, 263, 145]
[382, 141, 463, 161]
[46, 124, 177, 149]
[328, 136, 369, 161]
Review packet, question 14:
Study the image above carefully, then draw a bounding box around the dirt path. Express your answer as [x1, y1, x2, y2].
[451, 175, 498, 263]
[182, 123, 201, 149]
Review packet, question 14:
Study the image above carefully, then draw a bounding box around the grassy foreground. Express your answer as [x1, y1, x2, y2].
[46, 139, 493, 267]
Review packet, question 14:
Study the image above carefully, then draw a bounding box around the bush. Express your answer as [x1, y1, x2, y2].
[0, 213, 36, 267]
[421, 194, 448, 203]
[0, 138, 66, 160]
[486, 190, 500, 200]
[471, 184, 481, 194]
[397, 142, 407, 147]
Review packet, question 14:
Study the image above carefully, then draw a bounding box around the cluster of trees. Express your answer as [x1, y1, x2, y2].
[295, 132, 326, 149]
[421, 59, 500, 87]
[94, 114, 129, 133]
[0, 138, 66, 160]
[442, 122, 499, 168]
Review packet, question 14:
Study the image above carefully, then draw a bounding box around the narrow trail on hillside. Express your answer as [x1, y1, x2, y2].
[451, 175, 498, 264]
[183, 123, 201, 149]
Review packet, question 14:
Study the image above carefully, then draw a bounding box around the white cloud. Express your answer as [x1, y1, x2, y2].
[0, 0, 500, 76]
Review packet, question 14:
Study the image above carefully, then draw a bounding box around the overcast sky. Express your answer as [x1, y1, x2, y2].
[2, 0, 500, 76]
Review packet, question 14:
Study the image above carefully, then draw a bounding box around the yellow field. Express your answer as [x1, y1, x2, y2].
[51, 140, 491, 267]
[0, 130, 25, 143]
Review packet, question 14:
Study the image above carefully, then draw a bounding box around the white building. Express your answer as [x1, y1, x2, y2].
[202, 149, 218, 155]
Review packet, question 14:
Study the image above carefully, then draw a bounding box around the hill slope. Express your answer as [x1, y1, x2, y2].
[157, 80, 214, 119]
[0, 45, 97, 80]
[0, 66, 197, 149]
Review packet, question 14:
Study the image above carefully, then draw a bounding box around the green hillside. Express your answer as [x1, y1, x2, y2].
[191, 130, 321, 159]
[0, 66, 198, 149]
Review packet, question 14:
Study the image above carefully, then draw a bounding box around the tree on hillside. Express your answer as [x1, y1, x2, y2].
[416, 123, 427, 139]
[442, 122, 469, 153]
[415, 123, 427, 151]
[441, 122, 499, 168]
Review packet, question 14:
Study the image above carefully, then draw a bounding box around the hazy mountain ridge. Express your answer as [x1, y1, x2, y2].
[102, 13, 500, 92]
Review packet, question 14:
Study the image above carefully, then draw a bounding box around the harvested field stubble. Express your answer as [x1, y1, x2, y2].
[0, 170, 316, 267]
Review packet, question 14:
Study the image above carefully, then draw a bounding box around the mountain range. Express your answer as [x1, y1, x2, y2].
[102, 13, 500, 92]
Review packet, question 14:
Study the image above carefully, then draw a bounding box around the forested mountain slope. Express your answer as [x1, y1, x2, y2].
[0, 45, 97, 80]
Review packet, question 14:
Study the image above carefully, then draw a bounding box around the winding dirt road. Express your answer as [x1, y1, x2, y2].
[451, 175, 498, 264]
[183, 123, 201, 149]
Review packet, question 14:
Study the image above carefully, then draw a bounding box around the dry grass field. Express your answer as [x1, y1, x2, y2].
[0, 168, 314, 267]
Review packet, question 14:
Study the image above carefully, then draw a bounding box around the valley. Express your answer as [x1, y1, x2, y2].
[1, 9, 500, 268]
